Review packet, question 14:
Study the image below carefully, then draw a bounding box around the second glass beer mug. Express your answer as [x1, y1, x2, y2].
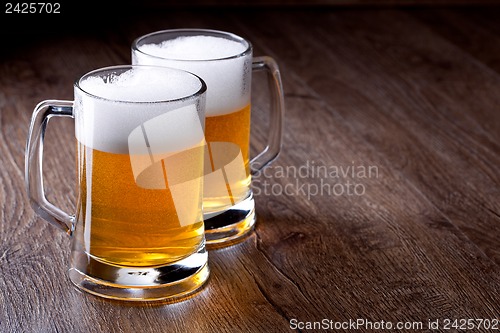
[25, 65, 209, 301]
[132, 29, 285, 246]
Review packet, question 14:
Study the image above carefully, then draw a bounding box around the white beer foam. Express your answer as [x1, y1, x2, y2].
[141, 36, 247, 60]
[79, 67, 201, 102]
[75, 68, 204, 154]
[133, 36, 251, 116]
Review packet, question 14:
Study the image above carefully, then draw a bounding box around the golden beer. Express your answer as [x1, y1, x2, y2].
[131, 30, 283, 244]
[26, 65, 209, 300]
[203, 104, 252, 212]
[75, 143, 205, 267]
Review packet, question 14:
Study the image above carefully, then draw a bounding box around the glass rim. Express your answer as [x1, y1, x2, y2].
[74, 65, 207, 104]
[131, 28, 253, 62]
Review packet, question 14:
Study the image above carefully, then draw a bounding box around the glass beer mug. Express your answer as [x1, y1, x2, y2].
[132, 29, 285, 246]
[25, 65, 209, 301]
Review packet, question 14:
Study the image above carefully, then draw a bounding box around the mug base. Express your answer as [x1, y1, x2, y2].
[204, 192, 256, 247]
[68, 244, 209, 302]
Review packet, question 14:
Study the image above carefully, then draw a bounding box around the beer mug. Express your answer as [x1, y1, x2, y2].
[132, 29, 285, 246]
[25, 65, 209, 301]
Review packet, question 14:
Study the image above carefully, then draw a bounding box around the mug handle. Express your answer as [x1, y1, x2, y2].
[25, 100, 74, 235]
[250, 56, 285, 175]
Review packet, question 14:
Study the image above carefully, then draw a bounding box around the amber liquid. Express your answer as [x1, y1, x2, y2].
[75, 143, 204, 267]
[204, 104, 252, 212]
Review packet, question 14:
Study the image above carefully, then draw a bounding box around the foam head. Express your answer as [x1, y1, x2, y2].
[139, 36, 247, 61]
[75, 66, 205, 154]
[133, 34, 252, 116]
[78, 67, 202, 102]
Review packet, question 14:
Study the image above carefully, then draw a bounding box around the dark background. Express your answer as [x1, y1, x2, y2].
[2, 0, 499, 62]
[2, 0, 499, 37]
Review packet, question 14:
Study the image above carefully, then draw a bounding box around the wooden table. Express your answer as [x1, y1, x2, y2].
[1, 5, 499, 333]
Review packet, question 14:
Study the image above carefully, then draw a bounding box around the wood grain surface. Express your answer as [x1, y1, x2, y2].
[0, 5, 499, 333]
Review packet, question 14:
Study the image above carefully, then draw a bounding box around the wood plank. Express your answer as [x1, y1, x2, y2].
[412, 8, 500, 75]
[231, 8, 500, 263]
[0, 7, 499, 333]
[225, 5, 500, 318]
